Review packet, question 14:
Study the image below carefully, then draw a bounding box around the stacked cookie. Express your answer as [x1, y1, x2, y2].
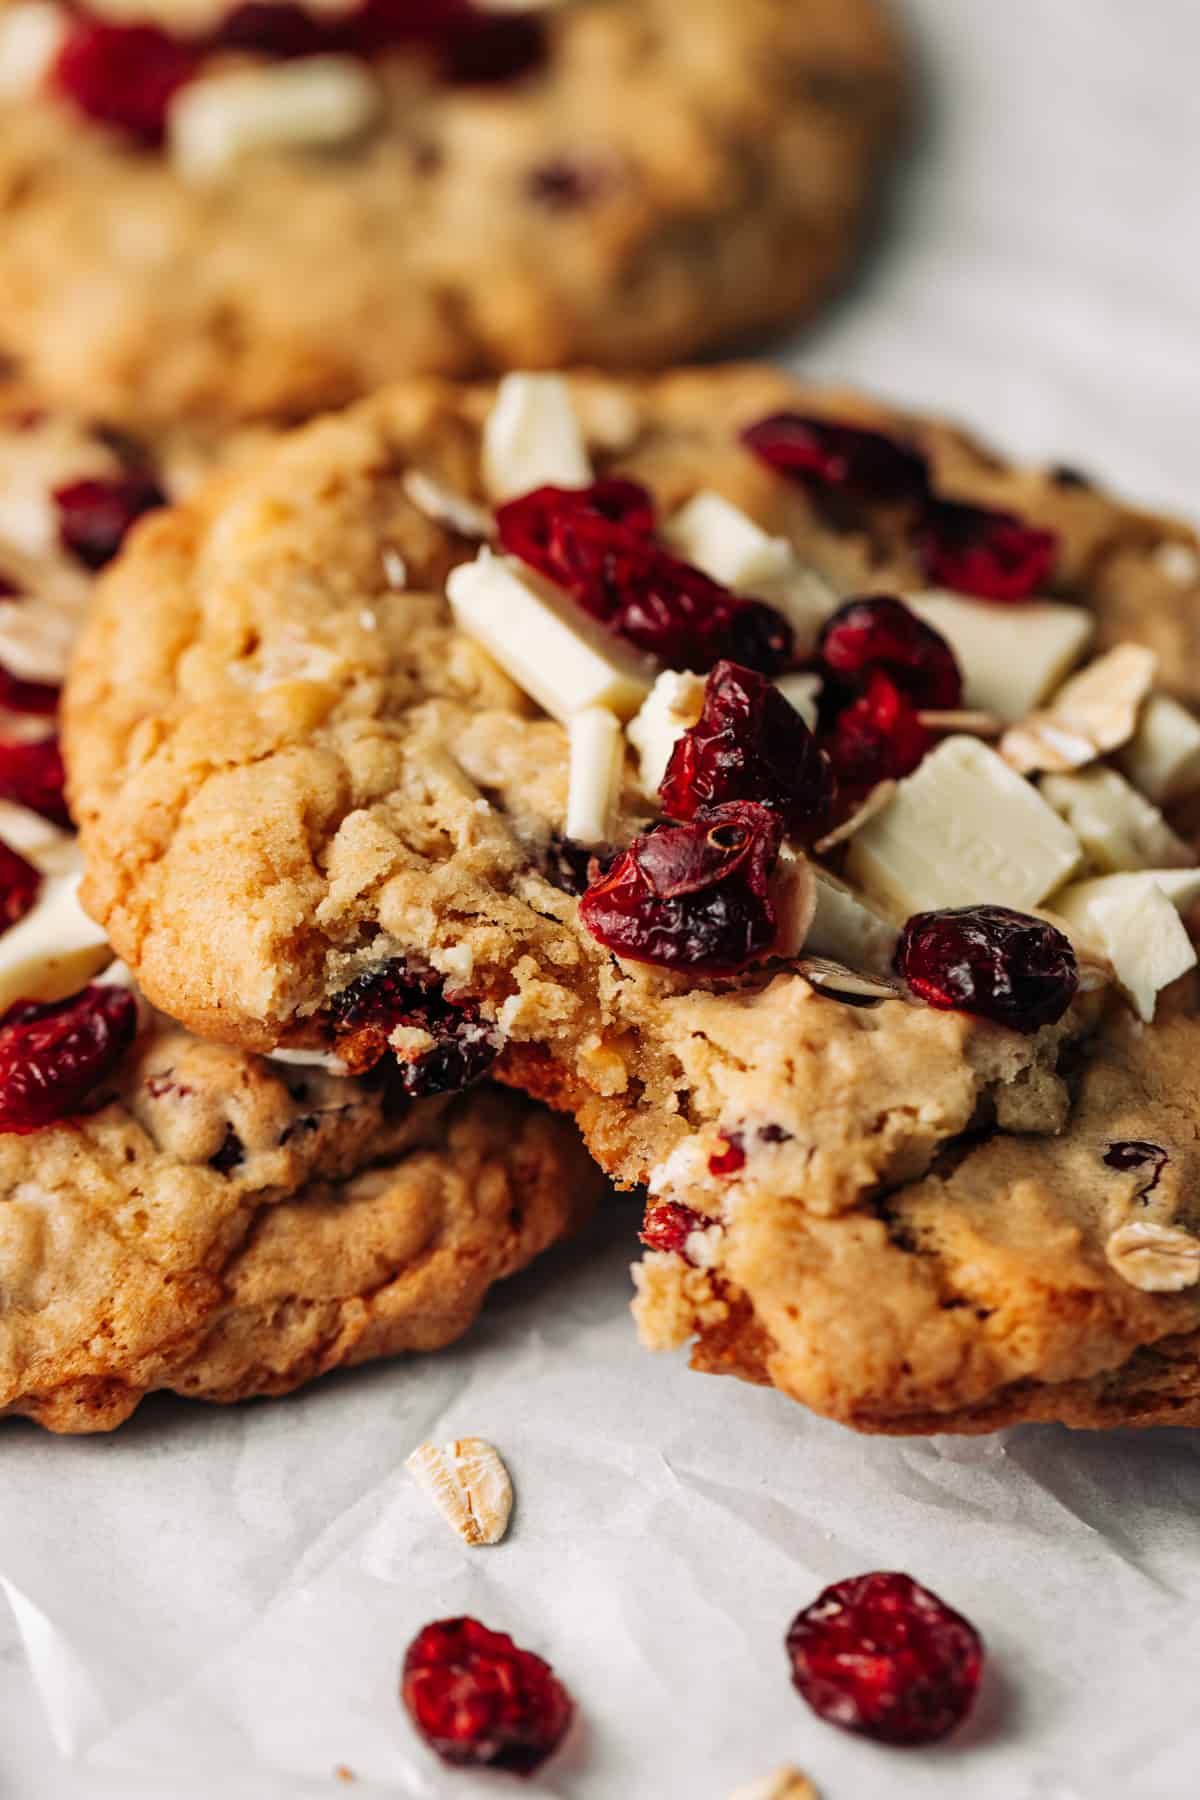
[0, 0, 906, 1431]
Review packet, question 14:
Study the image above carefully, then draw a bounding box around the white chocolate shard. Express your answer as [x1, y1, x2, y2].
[845, 735, 1083, 921]
[626, 669, 706, 796]
[168, 57, 381, 182]
[1040, 767, 1192, 874]
[482, 374, 592, 503]
[0, 868, 113, 1012]
[1053, 872, 1200, 1021]
[663, 491, 837, 645]
[448, 549, 654, 723]
[1117, 692, 1200, 804]
[565, 707, 624, 844]
[909, 591, 1094, 721]
[0, 2, 68, 99]
[406, 1438, 514, 1546]
[664, 490, 795, 589]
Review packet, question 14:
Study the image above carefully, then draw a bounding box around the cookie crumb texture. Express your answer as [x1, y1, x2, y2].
[0, 1041, 599, 1432]
[0, 0, 903, 425]
[64, 367, 1200, 1432]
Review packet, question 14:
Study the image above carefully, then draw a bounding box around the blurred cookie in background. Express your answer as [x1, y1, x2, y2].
[0, 0, 905, 426]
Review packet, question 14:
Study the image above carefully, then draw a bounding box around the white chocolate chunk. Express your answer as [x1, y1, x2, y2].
[1040, 767, 1192, 873]
[1117, 693, 1200, 804]
[0, 2, 68, 99]
[845, 735, 1083, 921]
[565, 707, 624, 844]
[168, 57, 381, 183]
[807, 868, 898, 973]
[909, 590, 1093, 720]
[626, 669, 705, 795]
[1053, 873, 1198, 1020]
[663, 491, 837, 646]
[0, 590, 80, 684]
[481, 374, 593, 503]
[448, 549, 653, 723]
[664, 491, 795, 588]
[406, 1438, 514, 1546]
[0, 868, 112, 1012]
[774, 671, 821, 731]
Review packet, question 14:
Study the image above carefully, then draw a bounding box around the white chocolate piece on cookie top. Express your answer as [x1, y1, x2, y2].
[665, 489, 795, 590]
[626, 668, 705, 797]
[0, 2, 67, 99]
[846, 735, 1083, 921]
[565, 706, 623, 844]
[168, 57, 382, 184]
[482, 374, 593, 503]
[1054, 872, 1200, 1021]
[1040, 766, 1191, 874]
[664, 490, 837, 644]
[910, 590, 1094, 721]
[0, 865, 112, 1012]
[1117, 692, 1200, 803]
[447, 548, 653, 723]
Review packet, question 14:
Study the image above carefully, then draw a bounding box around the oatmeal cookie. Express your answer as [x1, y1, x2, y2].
[0, 1033, 598, 1433]
[0, 0, 903, 425]
[65, 366, 1200, 1431]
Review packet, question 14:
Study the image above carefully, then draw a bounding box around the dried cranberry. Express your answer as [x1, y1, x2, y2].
[209, 1125, 246, 1175]
[212, 1, 333, 56]
[0, 985, 138, 1135]
[53, 21, 202, 141]
[580, 801, 784, 975]
[329, 958, 498, 1091]
[0, 662, 60, 717]
[895, 904, 1078, 1033]
[0, 736, 70, 827]
[526, 157, 613, 210]
[821, 672, 931, 811]
[818, 597, 962, 711]
[1104, 1140, 1168, 1198]
[708, 1134, 746, 1177]
[660, 661, 836, 845]
[0, 573, 20, 598]
[435, 8, 545, 83]
[0, 839, 41, 931]
[787, 1571, 983, 1746]
[496, 484, 793, 675]
[742, 414, 930, 506]
[54, 474, 167, 571]
[541, 832, 610, 896]
[919, 499, 1056, 602]
[639, 1199, 705, 1256]
[401, 1617, 573, 1776]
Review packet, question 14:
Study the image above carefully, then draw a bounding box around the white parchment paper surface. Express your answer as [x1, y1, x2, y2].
[5, 3, 1200, 1795]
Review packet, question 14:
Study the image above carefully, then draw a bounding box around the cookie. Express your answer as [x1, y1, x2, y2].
[0, 1030, 598, 1433]
[0, 0, 903, 427]
[0, 394, 601, 1434]
[64, 366, 1200, 1433]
